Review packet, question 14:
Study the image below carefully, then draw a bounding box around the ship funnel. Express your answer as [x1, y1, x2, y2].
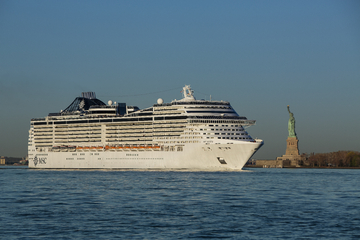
[82, 92, 96, 99]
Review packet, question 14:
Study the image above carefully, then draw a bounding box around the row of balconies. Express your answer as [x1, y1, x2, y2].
[34, 130, 53, 133]
[106, 129, 153, 134]
[153, 128, 185, 132]
[54, 139, 101, 143]
[66, 125, 101, 128]
[34, 140, 53, 143]
[106, 133, 153, 138]
[153, 132, 181, 137]
[106, 137, 153, 142]
[34, 134, 53, 137]
[67, 139, 102, 143]
[55, 128, 101, 132]
[106, 121, 152, 126]
[152, 110, 183, 115]
[54, 124, 101, 129]
[33, 126, 53, 129]
[105, 129, 184, 136]
[55, 136, 101, 141]
[153, 120, 188, 124]
[106, 125, 153, 130]
[34, 136, 53, 140]
[153, 107, 179, 111]
[34, 143, 53, 147]
[153, 124, 186, 128]
[54, 132, 101, 136]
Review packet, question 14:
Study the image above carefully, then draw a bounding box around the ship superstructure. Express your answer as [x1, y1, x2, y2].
[28, 85, 263, 169]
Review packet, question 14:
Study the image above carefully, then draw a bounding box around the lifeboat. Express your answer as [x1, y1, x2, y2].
[153, 145, 160, 150]
[96, 146, 103, 151]
[52, 146, 60, 152]
[60, 145, 68, 152]
[83, 146, 90, 151]
[104, 145, 110, 150]
[69, 146, 76, 152]
[116, 146, 123, 150]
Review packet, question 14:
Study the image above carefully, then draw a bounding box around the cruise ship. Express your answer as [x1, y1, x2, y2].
[28, 85, 263, 169]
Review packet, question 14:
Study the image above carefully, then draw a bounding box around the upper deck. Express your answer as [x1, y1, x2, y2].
[31, 86, 256, 127]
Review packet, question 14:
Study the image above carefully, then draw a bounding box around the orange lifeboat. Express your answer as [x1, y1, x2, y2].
[152, 145, 161, 151]
[88, 146, 95, 151]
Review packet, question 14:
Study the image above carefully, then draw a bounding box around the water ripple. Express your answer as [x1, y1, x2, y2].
[1, 167, 359, 239]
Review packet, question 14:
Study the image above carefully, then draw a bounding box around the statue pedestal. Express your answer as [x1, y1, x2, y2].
[285, 137, 299, 156]
[276, 137, 304, 167]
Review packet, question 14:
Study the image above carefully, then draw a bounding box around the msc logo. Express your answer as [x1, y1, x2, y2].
[33, 156, 47, 166]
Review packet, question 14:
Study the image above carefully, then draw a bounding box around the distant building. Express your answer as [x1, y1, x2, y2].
[0, 156, 24, 165]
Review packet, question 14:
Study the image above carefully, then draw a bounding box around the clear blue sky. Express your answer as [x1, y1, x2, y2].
[1, 0, 359, 159]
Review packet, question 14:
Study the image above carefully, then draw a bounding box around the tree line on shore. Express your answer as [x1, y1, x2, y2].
[302, 151, 360, 167]
[0, 156, 27, 165]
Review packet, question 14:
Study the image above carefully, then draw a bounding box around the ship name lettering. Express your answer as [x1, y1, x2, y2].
[33, 156, 47, 166]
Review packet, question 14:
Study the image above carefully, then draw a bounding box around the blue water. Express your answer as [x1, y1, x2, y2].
[1, 167, 359, 239]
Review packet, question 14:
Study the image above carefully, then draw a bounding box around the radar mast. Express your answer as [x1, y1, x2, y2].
[181, 85, 196, 101]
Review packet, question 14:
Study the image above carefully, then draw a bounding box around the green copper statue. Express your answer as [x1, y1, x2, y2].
[287, 105, 296, 137]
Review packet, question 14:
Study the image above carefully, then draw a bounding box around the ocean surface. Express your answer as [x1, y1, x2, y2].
[1, 166, 359, 239]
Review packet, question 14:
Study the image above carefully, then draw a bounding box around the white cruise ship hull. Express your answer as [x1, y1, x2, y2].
[28, 86, 263, 170]
[29, 141, 262, 170]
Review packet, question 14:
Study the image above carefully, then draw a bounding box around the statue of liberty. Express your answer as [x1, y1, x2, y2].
[287, 105, 296, 137]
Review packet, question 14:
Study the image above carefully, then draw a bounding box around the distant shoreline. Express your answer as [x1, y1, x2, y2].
[0, 165, 28, 167]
